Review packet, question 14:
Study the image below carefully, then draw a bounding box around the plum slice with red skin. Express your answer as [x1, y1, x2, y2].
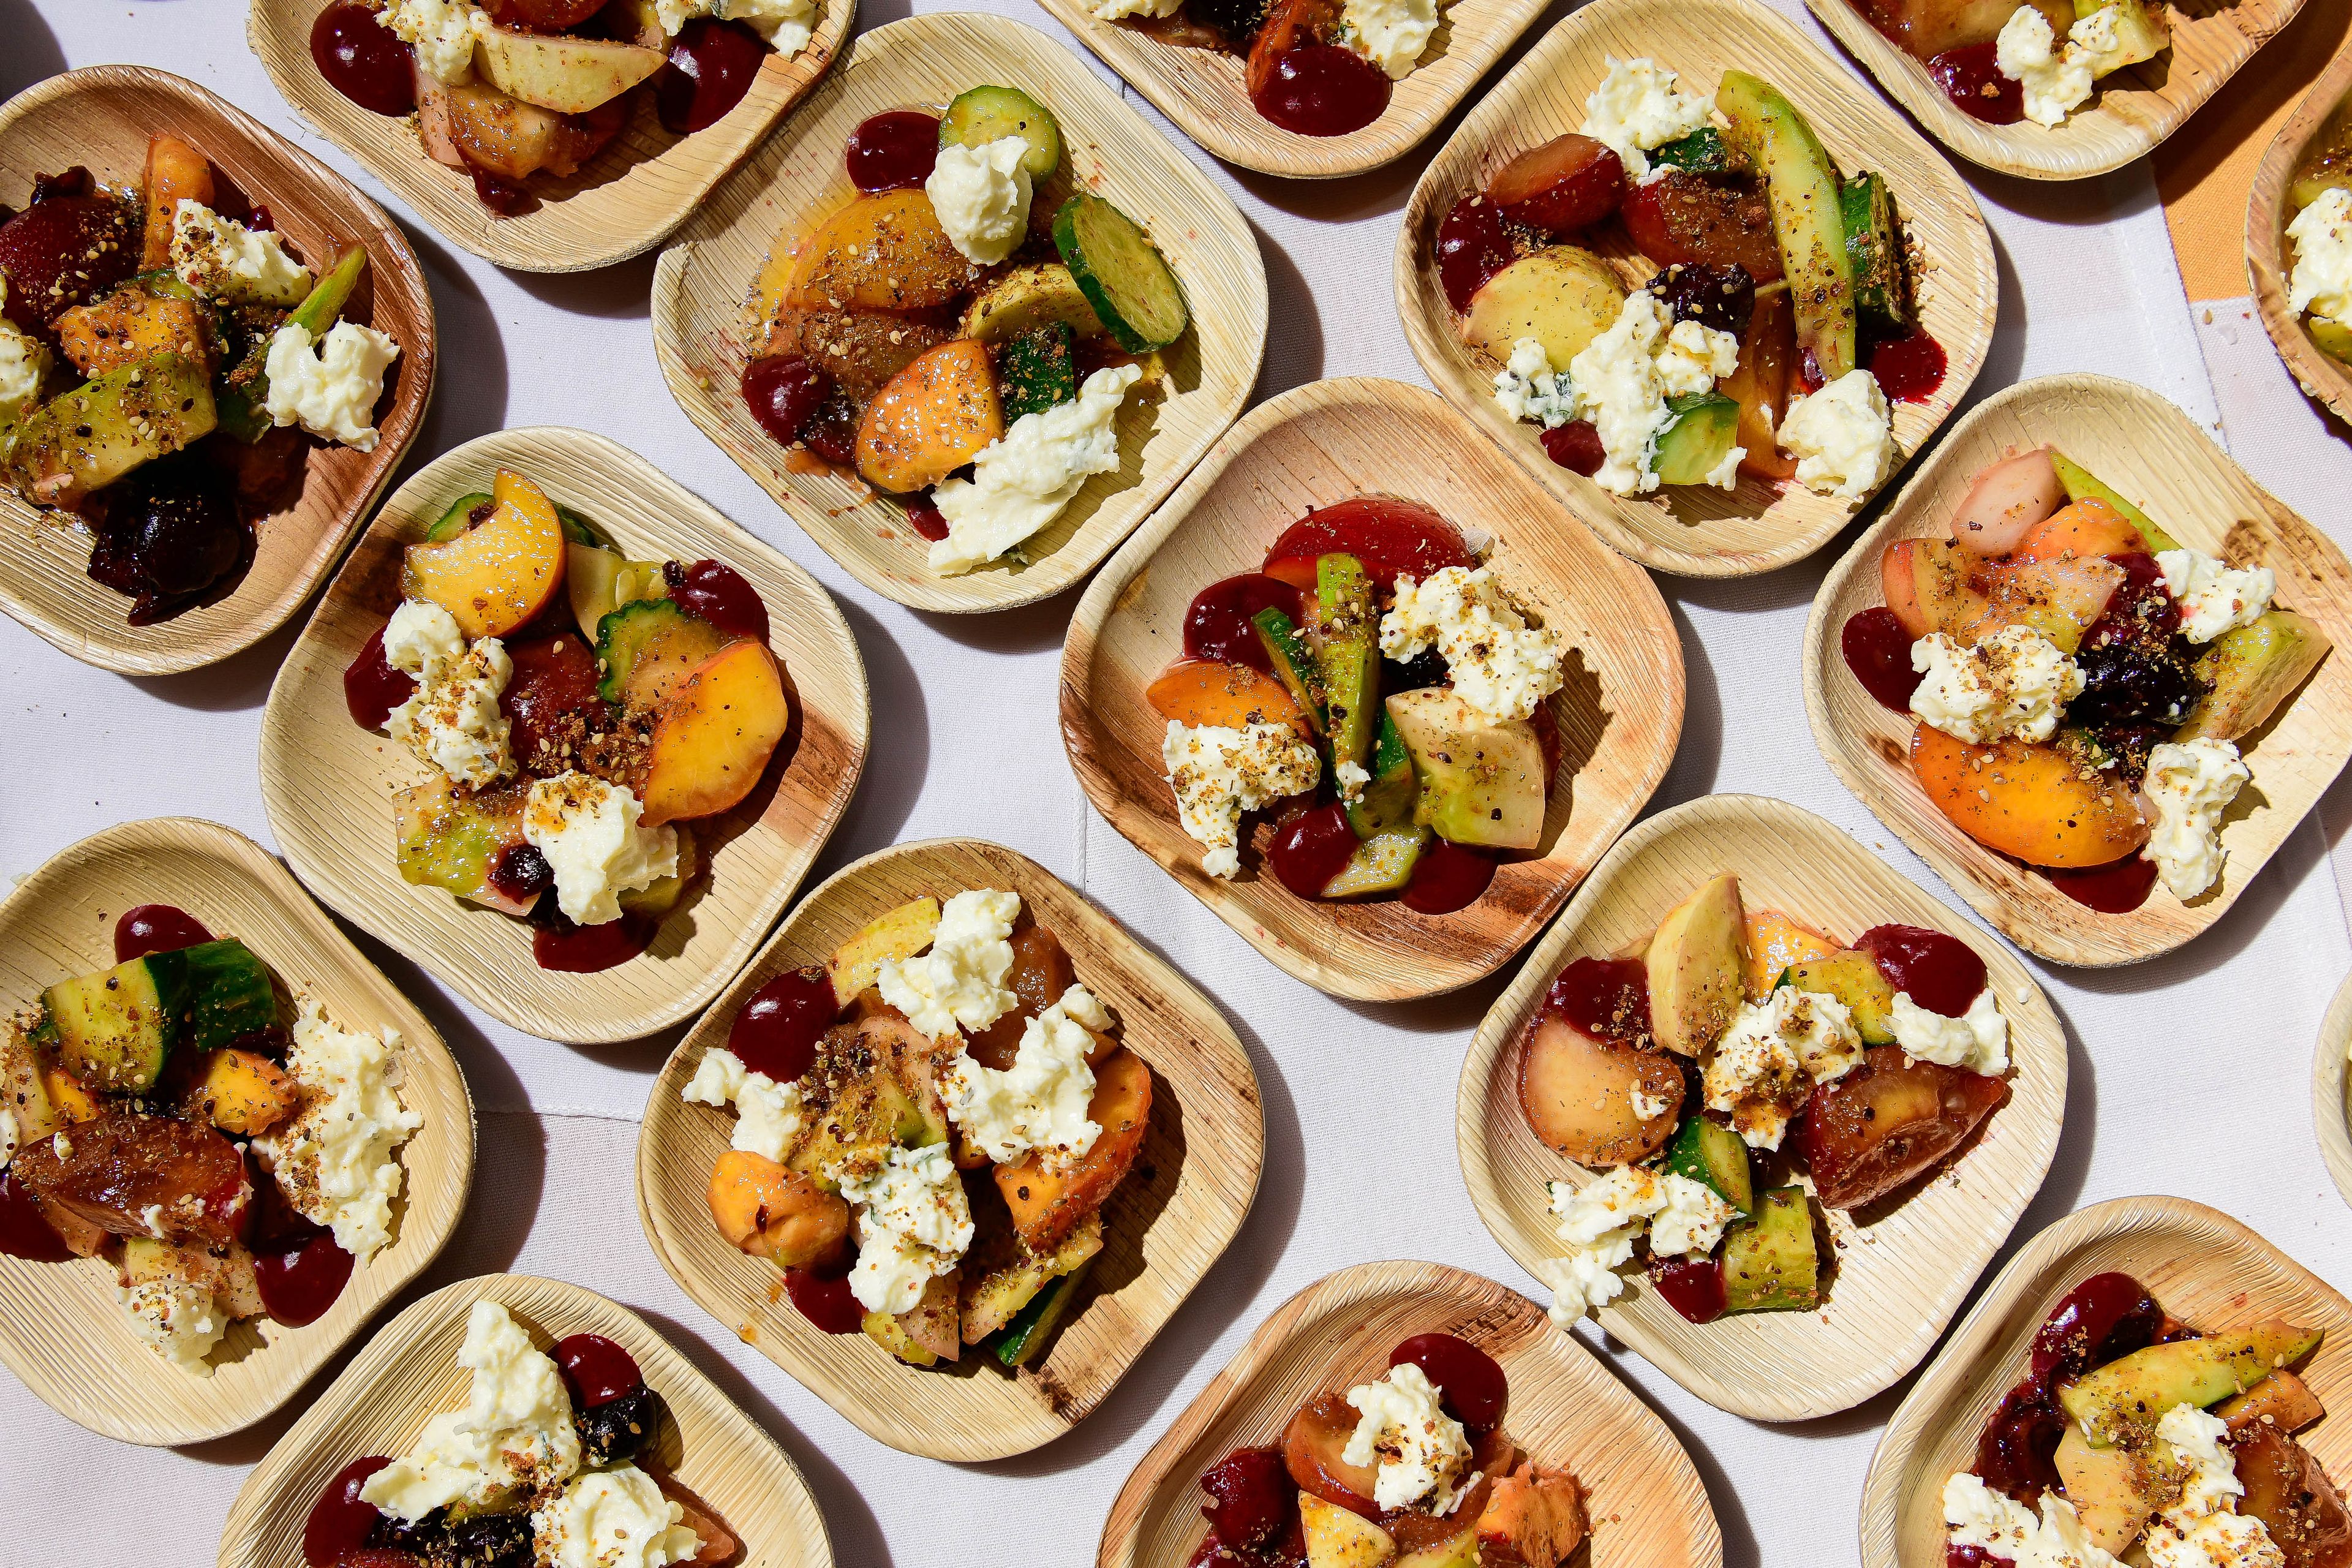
[1261, 496, 1475, 595]
[1799, 1046, 2005, 1210]
[1484, 134, 1624, 236]
[10, 1112, 251, 1249]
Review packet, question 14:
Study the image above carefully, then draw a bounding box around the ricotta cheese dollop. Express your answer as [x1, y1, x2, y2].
[1341, 1362, 1477, 1513]
[930, 363, 1142, 575]
[1566, 290, 1743, 496]
[2157, 548, 2275, 645]
[264, 320, 401, 451]
[1162, 720, 1323, 879]
[1492, 336, 1577, 429]
[1579, 56, 1714, 178]
[1091, 0, 1183, 17]
[0, 303, 51, 426]
[521, 772, 680, 926]
[1996, 6, 2095, 128]
[680, 1046, 805, 1163]
[2140, 737, 2250, 900]
[533, 1463, 702, 1568]
[1340, 0, 1439, 79]
[2143, 1403, 2286, 1568]
[654, 0, 814, 48]
[941, 986, 1105, 1169]
[1888, 989, 2008, 1076]
[387, 627, 514, 790]
[1909, 627, 2086, 746]
[361, 1299, 583, 1520]
[2288, 186, 2352, 330]
[1379, 564, 1566, 723]
[1942, 1471, 2120, 1567]
[1544, 1166, 1735, 1325]
[875, 887, 1022, 1040]
[1777, 369, 1894, 500]
[379, 0, 488, 82]
[837, 1142, 974, 1315]
[925, 134, 1033, 266]
[169, 200, 313, 307]
[1703, 988, 1863, 1150]
[252, 997, 423, 1259]
[118, 1276, 228, 1376]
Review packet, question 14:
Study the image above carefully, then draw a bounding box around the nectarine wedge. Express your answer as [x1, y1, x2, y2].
[639, 638, 790, 826]
[854, 338, 1002, 494]
[1743, 909, 1841, 999]
[1517, 1013, 1683, 1166]
[1911, 723, 2147, 868]
[706, 1148, 848, 1266]
[786, 189, 985, 315]
[1880, 537, 1991, 640]
[1963, 556, 2125, 654]
[2013, 497, 2147, 564]
[1947, 447, 2061, 557]
[1144, 658, 1310, 736]
[401, 468, 568, 638]
[140, 135, 213, 270]
[995, 1047, 1151, 1253]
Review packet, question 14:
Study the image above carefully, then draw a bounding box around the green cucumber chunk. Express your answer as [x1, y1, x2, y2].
[1253, 606, 1329, 734]
[1839, 172, 1913, 334]
[1320, 826, 1428, 899]
[997, 322, 1079, 421]
[940, 85, 1062, 179]
[555, 503, 607, 548]
[2049, 452, 2180, 552]
[179, 939, 279, 1054]
[215, 245, 369, 443]
[1664, 1115, 1753, 1215]
[1777, 949, 1896, 1046]
[1346, 711, 1419, 839]
[426, 492, 496, 543]
[1052, 192, 1189, 353]
[997, 1256, 1094, 1366]
[1651, 127, 1740, 176]
[1717, 70, 1856, 382]
[5, 352, 216, 507]
[43, 949, 192, 1092]
[1310, 553, 1379, 777]
[2312, 317, 2352, 364]
[1651, 391, 1741, 486]
[1719, 1186, 1820, 1313]
[595, 597, 702, 704]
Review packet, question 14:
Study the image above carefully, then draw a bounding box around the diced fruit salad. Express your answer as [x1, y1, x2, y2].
[309, 0, 809, 217]
[0, 137, 401, 624]
[1185, 1332, 1589, 1568]
[1940, 1272, 2345, 1568]
[1526, 875, 2010, 1327]
[344, 469, 789, 973]
[298, 1302, 741, 1568]
[1436, 58, 1948, 505]
[1850, 0, 2168, 129]
[0, 904, 420, 1374]
[1149, 497, 1570, 913]
[1838, 445, 2324, 913]
[1092, 0, 1434, 140]
[739, 85, 1191, 578]
[2286, 104, 2352, 371]
[680, 888, 1152, 1371]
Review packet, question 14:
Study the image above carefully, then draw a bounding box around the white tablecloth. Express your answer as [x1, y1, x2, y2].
[6, 1, 2352, 1563]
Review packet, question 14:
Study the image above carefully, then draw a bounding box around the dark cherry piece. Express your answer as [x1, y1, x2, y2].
[1389, 1332, 1509, 1432]
[1648, 1255, 1727, 1324]
[2049, 854, 2160, 913]
[469, 166, 532, 217]
[304, 1455, 395, 1568]
[671, 558, 769, 642]
[1540, 421, 1607, 477]
[1542, 956, 1651, 1046]
[1854, 923, 1985, 1017]
[1650, 262, 1755, 337]
[254, 1231, 355, 1326]
[488, 844, 556, 908]
[729, 966, 836, 1083]
[1249, 45, 1390, 137]
[115, 903, 213, 962]
[0, 1169, 73, 1262]
[554, 1332, 644, 1408]
[533, 914, 652, 973]
[1402, 838, 1497, 914]
[799, 396, 859, 466]
[742, 355, 833, 448]
[310, 1, 418, 115]
[1184, 573, 1306, 674]
[656, 17, 767, 134]
[343, 623, 416, 729]
[1929, 42, 2025, 125]
[903, 494, 950, 541]
[1200, 1445, 1297, 1552]
[86, 461, 249, 624]
[785, 1246, 865, 1334]
[0, 187, 141, 333]
[1436, 195, 1516, 314]
[576, 1384, 667, 1466]
[1269, 802, 1358, 900]
[1867, 330, 1948, 403]
[1841, 607, 1919, 714]
[846, 110, 943, 192]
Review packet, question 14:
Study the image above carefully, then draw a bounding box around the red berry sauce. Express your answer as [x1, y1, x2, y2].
[470, 166, 532, 217]
[1969, 1272, 2160, 1501]
[1868, 331, 1948, 403]
[785, 1247, 865, 1334]
[729, 966, 837, 1084]
[1540, 421, 1607, 477]
[1841, 606, 1920, 714]
[1261, 497, 1472, 594]
[1929, 42, 2026, 125]
[1854, 924, 1985, 1017]
[254, 1232, 356, 1326]
[846, 110, 942, 192]
[1199, 1445, 1300, 1556]
[533, 915, 652, 973]
[343, 622, 416, 729]
[303, 1455, 394, 1568]
[903, 494, 951, 541]
[1184, 573, 1305, 674]
[310, 0, 417, 116]
[1542, 956, 1651, 1045]
[1270, 802, 1358, 899]
[1648, 1255, 1727, 1324]
[1250, 45, 1390, 137]
[116, 903, 213, 962]
[673, 557, 770, 643]
[2049, 854, 2160, 913]
[655, 17, 767, 134]
[554, 1332, 644, 1407]
[742, 355, 832, 449]
[1388, 1332, 1508, 1432]
[1436, 195, 1515, 314]
[1402, 838, 1496, 914]
[0, 1170, 72, 1262]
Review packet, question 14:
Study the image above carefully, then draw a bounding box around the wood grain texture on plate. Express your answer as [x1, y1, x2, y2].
[247, 0, 849, 271]
[1802, 373, 2352, 967]
[0, 67, 435, 676]
[1061, 377, 1683, 1001]
[2318, 971, 2352, 1210]
[1457, 795, 2067, 1422]
[2250, 51, 2352, 429]
[1033, 0, 1547, 177]
[1811, 0, 2302, 181]
[1860, 1196, 2352, 1566]
[637, 838, 1263, 1460]
[0, 819, 473, 1446]
[1098, 1260, 1722, 1568]
[218, 1273, 832, 1568]
[258, 426, 869, 1042]
[650, 12, 1265, 614]
[1396, 0, 1996, 578]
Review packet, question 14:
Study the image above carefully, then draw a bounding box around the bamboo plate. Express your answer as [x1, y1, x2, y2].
[2249, 51, 2352, 430]
[258, 426, 869, 1043]
[1395, 0, 1996, 579]
[1033, 0, 1548, 178]
[2318, 971, 2352, 1210]
[1810, 0, 2302, 181]
[1858, 1196, 2352, 1566]
[218, 1274, 833, 1567]
[1457, 794, 2067, 1422]
[0, 67, 434, 676]
[247, 0, 849, 272]
[1061, 377, 1683, 1002]
[1802, 373, 2352, 967]
[0, 818, 473, 1446]
[1097, 1260, 1724, 1568]
[637, 837, 1263, 1461]
[649, 13, 1266, 614]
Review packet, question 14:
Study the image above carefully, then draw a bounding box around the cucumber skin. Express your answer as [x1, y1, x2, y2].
[179, 939, 279, 1054]
[997, 323, 1079, 422]
[595, 598, 698, 703]
[1346, 712, 1419, 839]
[1665, 1115, 1754, 1215]
[1652, 392, 1741, 486]
[1720, 1186, 1820, 1313]
[997, 1256, 1094, 1366]
[2049, 453, 2179, 552]
[215, 246, 369, 443]
[1838, 173, 1912, 334]
[1052, 193, 1190, 354]
[1653, 128, 1740, 176]
[1311, 553, 1379, 778]
[1253, 606, 1330, 733]
[940, 85, 1063, 180]
[426, 492, 496, 543]
[1717, 71, 1856, 383]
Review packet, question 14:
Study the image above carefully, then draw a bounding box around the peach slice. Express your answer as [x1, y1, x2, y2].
[1911, 723, 2148, 868]
[854, 338, 1002, 494]
[1144, 658, 1310, 736]
[1517, 1012, 1683, 1167]
[1947, 447, 2062, 557]
[401, 468, 568, 638]
[1881, 537, 1991, 639]
[639, 639, 790, 827]
[1963, 556, 2126, 654]
[995, 1047, 1151, 1253]
[706, 1148, 849, 1266]
[139, 134, 213, 270]
[785, 189, 985, 316]
[2012, 497, 2148, 564]
[1743, 909, 1841, 999]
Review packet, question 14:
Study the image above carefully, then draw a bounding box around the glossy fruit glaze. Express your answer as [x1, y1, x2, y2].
[554, 1332, 644, 1407]
[1262, 496, 1473, 593]
[729, 966, 835, 1083]
[1649, 1254, 1727, 1324]
[344, 622, 417, 729]
[2048, 854, 2160, 913]
[1970, 1271, 2162, 1501]
[902, 493, 950, 541]
[311, 1, 417, 116]
[673, 557, 770, 643]
[1401, 838, 1497, 914]
[304, 1454, 395, 1568]
[785, 1245, 864, 1333]
[1542, 956, 1651, 1044]
[655, 18, 767, 135]
[1540, 421, 1607, 477]
[1389, 1332, 1508, 1432]
[0, 1169, 72, 1262]
[255, 1230, 356, 1326]
[1199, 1446, 1302, 1560]
[501, 631, 612, 769]
[488, 844, 555, 909]
[116, 903, 213, 962]
[1436, 195, 1516, 314]
[1184, 573, 1305, 673]
[1653, 262, 1756, 337]
[1929, 42, 2025, 125]
[742, 355, 832, 448]
[1270, 802, 1359, 899]
[846, 110, 942, 193]
[470, 166, 532, 218]
[1250, 45, 1390, 137]
[1853, 923, 1985, 1017]
[532, 913, 651, 972]
[87, 460, 249, 624]
[1867, 330, 1947, 403]
[1842, 606, 1920, 713]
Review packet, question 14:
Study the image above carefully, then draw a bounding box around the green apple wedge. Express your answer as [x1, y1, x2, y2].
[1717, 72, 1855, 382]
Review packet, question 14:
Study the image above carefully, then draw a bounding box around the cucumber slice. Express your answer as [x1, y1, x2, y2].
[997, 1256, 1094, 1366]
[1778, 950, 1896, 1046]
[940, 85, 1062, 180]
[1253, 606, 1329, 734]
[425, 492, 496, 543]
[1052, 192, 1189, 353]
[2049, 453, 2180, 552]
[44, 951, 190, 1093]
[1651, 391, 1741, 486]
[179, 938, 279, 1054]
[1651, 127, 1740, 176]
[1321, 826, 1428, 898]
[1838, 172, 1912, 334]
[1346, 711, 1419, 839]
[1311, 554, 1379, 777]
[1664, 1115, 1753, 1215]
[1719, 1186, 1819, 1313]
[554, 503, 607, 548]
[1718, 71, 1856, 383]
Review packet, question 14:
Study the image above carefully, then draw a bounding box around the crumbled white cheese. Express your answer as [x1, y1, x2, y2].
[1649, 1172, 1738, 1258]
[930, 363, 1140, 575]
[1779, 369, 1895, 500]
[362, 1300, 582, 1520]
[2157, 549, 2275, 644]
[1890, 989, 2008, 1076]
[1909, 627, 2086, 745]
[1334, 759, 1371, 806]
[0, 1104, 15, 1169]
[1943, 1471, 2121, 1567]
[1564, 290, 1740, 496]
[2143, 1404, 2286, 1568]
[1997, 6, 2095, 127]
[2289, 186, 2352, 327]
[654, 0, 813, 48]
[1544, 1167, 1733, 1325]
[1492, 336, 1577, 429]
[170, 200, 313, 307]
[387, 635, 513, 788]
[1340, 0, 1439, 78]
[837, 1142, 973, 1315]
[533, 1463, 701, 1568]
[1631, 1083, 1676, 1121]
[1341, 1362, 1476, 1512]
[1091, 0, 1182, 17]
[925, 135, 1032, 266]
[118, 1276, 228, 1376]
[521, 773, 679, 926]
[379, 0, 487, 84]
[1580, 56, 1714, 178]
[264, 320, 401, 451]
[252, 997, 422, 1259]
[2141, 738, 2250, 900]
[383, 598, 466, 687]
[1379, 565, 1566, 723]
[680, 1046, 804, 1163]
[942, 988, 1101, 1168]
[876, 888, 1020, 1040]
[0, 315, 51, 426]
[1059, 982, 1114, 1032]
[1162, 720, 1322, 878]
[1704, 989, 1861, 1150]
